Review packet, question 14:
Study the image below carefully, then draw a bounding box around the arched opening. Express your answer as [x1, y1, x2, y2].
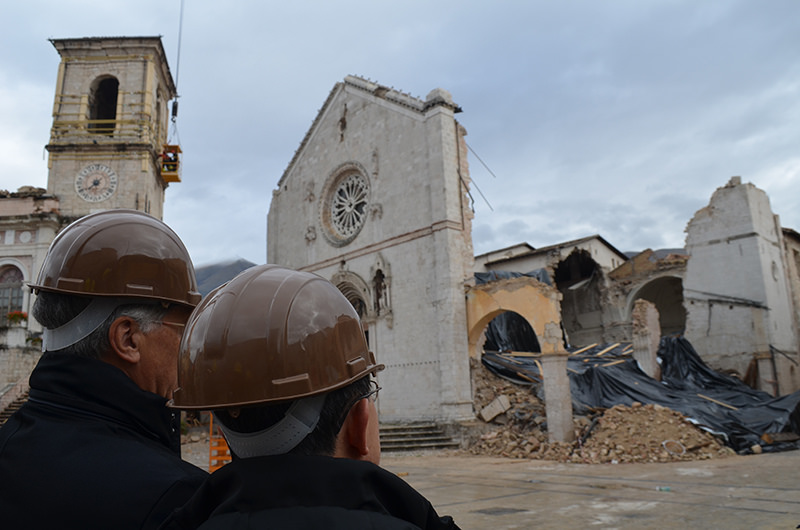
[88, 77, 119, 134]
[466, 277, 563, 357]
[336, 282, 367, 319]
[482, 310, 540, 354]
[0, 266, 24, 324]
[632, 276, 686, 336]
[554, 249, 602, 347]
[336, 281, 369, 346]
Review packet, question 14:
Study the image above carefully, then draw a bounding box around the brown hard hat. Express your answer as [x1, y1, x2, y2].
[29, 209, 201, 307]
[171, 264, 383, 409]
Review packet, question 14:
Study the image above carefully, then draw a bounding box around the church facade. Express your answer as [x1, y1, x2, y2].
[268, 76, 476, 422]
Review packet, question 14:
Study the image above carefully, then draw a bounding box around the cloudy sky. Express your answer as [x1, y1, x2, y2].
[2, 1, 799, 266]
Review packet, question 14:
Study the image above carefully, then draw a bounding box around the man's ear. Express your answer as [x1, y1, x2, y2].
[107, 316, 142, 365]
[338, 398, 371, 459]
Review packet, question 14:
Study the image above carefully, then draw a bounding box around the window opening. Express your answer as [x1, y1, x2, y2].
[331, 173, 368, 239]
[0, 266, 24, 323]
[89, 77, 119, 135]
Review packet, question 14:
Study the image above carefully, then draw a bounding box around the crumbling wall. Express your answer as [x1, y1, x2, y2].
[632, 299, 661, 380]
[604, 250, 687, 345]
[684, 177, 800, 394]
[553, 248, 621, 347]
[782, 231, 800, 355]
[466, 276, 563, 357]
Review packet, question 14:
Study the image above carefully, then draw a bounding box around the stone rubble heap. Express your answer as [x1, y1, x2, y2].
[466, 358, 735, 463]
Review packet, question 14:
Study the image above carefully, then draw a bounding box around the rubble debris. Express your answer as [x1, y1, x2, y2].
[482, 337, 800, 454]
[466, 357, 734, 463]
[572, 403, 732, 464]
[479, 395, 511, 422]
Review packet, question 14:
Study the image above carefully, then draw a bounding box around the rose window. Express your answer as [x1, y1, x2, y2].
[321, 168, 370, 246]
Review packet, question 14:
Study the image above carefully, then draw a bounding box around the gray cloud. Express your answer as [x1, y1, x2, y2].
[2, 0, 799, 265]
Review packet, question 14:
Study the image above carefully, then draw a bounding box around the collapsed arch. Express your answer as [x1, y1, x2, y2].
[482, 310, 541, 353]
[629, 275, 686, 336]
[466, 276, 563, 358]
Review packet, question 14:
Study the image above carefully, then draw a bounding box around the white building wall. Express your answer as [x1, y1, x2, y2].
[268, 77, 474, 423]
[684, 177, 800, 392]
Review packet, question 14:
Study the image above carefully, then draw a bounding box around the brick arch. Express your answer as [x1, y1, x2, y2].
[466, 276, 564, 358]
[627, 274, 686, 336]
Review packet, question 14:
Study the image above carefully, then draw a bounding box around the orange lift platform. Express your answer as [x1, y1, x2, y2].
[161, 144, 182, 183]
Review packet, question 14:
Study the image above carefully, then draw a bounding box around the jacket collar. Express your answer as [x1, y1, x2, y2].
[28, 352, 180, 453]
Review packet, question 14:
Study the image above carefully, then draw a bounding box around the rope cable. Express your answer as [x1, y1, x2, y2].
[168, 0, 185, 143]
[174, 0, 185, 95]
[464, 141, 495, 211]
[466, 141, 498, 179]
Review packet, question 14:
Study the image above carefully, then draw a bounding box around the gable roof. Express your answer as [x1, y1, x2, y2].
[482, 234, 629, 267]
[277, 75, 461, 188]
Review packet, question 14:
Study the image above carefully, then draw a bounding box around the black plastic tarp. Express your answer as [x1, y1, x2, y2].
[482, 312, 541, 353]
[475, 269, 552, 286]
[482, 337, 800, 453]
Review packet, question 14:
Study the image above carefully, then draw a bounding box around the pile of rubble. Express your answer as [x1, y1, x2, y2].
[466, 358, 735, 463]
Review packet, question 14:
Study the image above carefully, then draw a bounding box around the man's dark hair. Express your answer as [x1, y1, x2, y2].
[32, 291, 169, 359]
[215, 375, 373, 457]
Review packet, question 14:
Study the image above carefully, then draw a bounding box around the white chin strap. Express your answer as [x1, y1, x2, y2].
[215, 394, 326, 458]
[41, 297, 124, 352]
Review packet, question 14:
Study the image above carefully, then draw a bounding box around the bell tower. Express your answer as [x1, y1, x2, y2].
[45, 37, 180, 221]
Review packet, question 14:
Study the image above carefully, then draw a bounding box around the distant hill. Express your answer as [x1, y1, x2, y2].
[195, 259, 257, 297]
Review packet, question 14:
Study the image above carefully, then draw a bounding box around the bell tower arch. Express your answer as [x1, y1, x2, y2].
[45, 37, 178, 221]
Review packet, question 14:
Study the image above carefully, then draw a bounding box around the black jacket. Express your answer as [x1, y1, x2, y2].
[161, 453, 460, 530]
[0, 352, 207, 529]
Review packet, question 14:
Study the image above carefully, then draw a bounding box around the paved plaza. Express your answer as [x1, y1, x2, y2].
[381, 450, 800, 529]
[182, 439, 799, 529]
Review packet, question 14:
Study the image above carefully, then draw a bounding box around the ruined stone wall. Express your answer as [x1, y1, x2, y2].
[465, 276, 564, 357]
[474, 238, 627, 347]
[684, 178, 799, 392]
[782, 232, 800, 350]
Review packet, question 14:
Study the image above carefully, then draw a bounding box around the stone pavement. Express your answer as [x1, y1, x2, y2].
[182, 441, 800, 529]
[381, 450, 800, 529]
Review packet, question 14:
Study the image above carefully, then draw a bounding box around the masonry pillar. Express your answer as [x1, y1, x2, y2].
[540, 352, 575, 443]
[632, 299, 661, 381]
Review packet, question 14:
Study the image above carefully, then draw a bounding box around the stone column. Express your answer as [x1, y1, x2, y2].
[540, 352, 575, 443]
[632, 299, 661, 381]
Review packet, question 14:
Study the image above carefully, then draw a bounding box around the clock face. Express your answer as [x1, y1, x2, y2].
[75, 164, 118, 202]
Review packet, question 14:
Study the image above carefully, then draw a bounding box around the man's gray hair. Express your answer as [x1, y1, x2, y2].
[32, 291, 169, 359]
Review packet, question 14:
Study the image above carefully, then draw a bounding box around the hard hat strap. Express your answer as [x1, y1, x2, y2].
[215, 394, 326, 458]
[41, 297, 125, 352]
